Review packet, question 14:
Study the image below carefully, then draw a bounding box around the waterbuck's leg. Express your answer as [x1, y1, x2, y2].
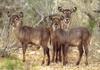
[22, 43, 27, 62]
[64, 44, 69, 64]
[42, 47, 46, 65]
[42, 46, 50, 65]
[62, 45, 66, 65]
[62, 44, 68, 65]
[84, 43, 89, 65]
[45, 47, 50, 65]
[55, 43, 59, 63]
[52, 43, 56, 62]
[58, 46, 62, 62]
[55, 48, 59, 63]
[76, 43, 83, 65]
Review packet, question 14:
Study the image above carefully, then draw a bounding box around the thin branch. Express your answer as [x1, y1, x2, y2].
[69, 0, 96, 21]
[93, 10, 100, 13]
[84, 12, 95, 21]
[32, 8, 44, 26]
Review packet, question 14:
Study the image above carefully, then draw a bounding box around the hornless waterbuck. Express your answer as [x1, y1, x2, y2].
[42, 7, 77, 30]
[51, 27, 91, 65]
[58, 6, 77, 29]
[8, 12, 51, 65]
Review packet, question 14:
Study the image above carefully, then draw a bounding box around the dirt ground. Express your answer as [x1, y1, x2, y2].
[0, 44, 100, 70]
[15, 46, 100, 70]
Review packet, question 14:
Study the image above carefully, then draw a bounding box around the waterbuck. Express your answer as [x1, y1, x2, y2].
[8, 12, 51, 65]
[41, 6, 77, 30]
[51, 27, 91, 65]
[58, 6, 77, 29]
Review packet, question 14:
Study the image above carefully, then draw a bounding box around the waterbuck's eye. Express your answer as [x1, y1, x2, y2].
[15, 17, 19, 20]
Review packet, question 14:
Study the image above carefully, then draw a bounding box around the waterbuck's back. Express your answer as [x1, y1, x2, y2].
[51, 27, 91, 46]
[67, 27, 91, 46]
[18, 26, 50, 45]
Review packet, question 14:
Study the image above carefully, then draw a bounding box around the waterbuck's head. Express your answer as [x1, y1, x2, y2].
[7, 11, 23, 29]
[49, 15, 64, 30]
[58, 6, 77, 19]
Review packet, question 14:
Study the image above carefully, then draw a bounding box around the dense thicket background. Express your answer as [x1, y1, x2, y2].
[0, 0, 100, 70]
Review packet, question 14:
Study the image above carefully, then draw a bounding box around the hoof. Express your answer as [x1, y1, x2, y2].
[1, 55, 4, 57]
[55, 59, 58, 63]
[41, 61, 44, 65]
[85, 62, 88, 66]
[63, 62, 66, 66]
[63, 61, 67, 65]
[59, 59, 62, 62]
[36, 46, 40, 50]
[46, 62, 50, 66]
[76, 62, 79, 65]
[51, 59, 54, 63]
[23, 60, 25, 62]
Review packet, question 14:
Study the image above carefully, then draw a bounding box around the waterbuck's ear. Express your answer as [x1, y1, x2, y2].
[58, 6, 64, 12]
[19, 12, 23, 18]
[7, 11, 11, 17]
[72, 7, 77, 12]
[49, 15, 53, 20]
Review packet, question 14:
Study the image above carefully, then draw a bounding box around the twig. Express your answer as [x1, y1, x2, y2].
[32, 8, 44, 26]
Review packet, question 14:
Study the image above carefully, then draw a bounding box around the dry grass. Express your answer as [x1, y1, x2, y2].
[0, 46, 100, 70]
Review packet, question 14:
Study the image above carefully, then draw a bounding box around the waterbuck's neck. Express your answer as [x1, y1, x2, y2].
[13, 21, 23, 37]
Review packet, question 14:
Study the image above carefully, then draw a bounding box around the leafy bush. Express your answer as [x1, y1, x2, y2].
[88, 19, 96, 32]
[0, 57, 23, 70]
